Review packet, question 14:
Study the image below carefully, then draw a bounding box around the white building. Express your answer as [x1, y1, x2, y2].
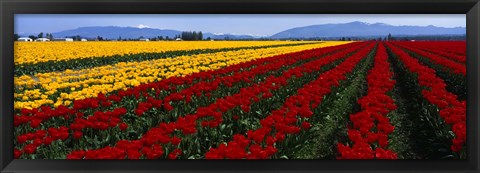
[53, 38, 74, 42]
[17, 37, 33, 42]
[35, 38, 50, 42]
[81, 39, 88, 42]
[175, 38, 182, 41]
[139, 38, 150, 41]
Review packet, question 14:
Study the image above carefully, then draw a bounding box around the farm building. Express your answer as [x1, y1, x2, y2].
[53, 38, 74, 42]
[17, 37, 33, 42]
[139, 38, 150, 41]
[176, 38, 182, 41]
[81, 39, 88, 42]
[35, 38, 50, 42]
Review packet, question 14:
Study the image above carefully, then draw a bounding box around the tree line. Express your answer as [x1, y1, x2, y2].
[14, 32, 55, 41]
[15, 32, 465, 41]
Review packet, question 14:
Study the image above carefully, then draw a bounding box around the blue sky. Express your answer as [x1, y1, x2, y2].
[15, 14, 466, 36]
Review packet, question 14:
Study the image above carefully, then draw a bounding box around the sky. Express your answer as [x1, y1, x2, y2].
[15, 14, 466, 36]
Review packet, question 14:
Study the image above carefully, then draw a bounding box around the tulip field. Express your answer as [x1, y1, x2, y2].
[13, 40, 466, 159]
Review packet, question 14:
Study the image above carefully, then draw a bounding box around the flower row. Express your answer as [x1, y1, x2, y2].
[392, 42, 466, 76]
[400, 41, 465, 63]
[15, 42, 349, 110]
[14, 42, 358, 128]
[337, 43, 398, 159]
[204, 43, 375, 159]
[386, 42, 466, 153]
[63, 42, 371, 159]
[406, 41, 465, 57]
[14, 41, 316, 65]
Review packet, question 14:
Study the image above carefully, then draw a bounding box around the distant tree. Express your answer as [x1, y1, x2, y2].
[387, 33, 392, 41]
[198, 31, 203, 40]
[28, 35, 38, 40]
[118, 36, 122, 41]
[181, 32, 187, 40]
[14, 34, 20, 40]
[166, 36, 170, 40]
[74, 35, 81, 41]
[37, 32, 44, 38]
[180, 31, 203, 41]
[158, 36, 164, 40]
[96, 36, 104, 41]
[206, 37, 211, 40]
[139, 36, 145, 39]
[341, 37, 346, 41]
[192, 31, 197, 40]
[47, 33, 54, 40]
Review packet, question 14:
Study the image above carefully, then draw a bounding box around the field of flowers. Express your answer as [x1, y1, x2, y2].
[13, 41, 466, 159]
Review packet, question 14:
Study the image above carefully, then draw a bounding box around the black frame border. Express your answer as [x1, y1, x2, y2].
[0, 0, 479, 173]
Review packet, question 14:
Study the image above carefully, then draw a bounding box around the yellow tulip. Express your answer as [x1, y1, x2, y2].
[14, 41, 353, 110]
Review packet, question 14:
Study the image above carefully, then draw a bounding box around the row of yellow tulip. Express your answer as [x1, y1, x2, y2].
[14, 41, 352, 110]
[14, 41, 315, 65]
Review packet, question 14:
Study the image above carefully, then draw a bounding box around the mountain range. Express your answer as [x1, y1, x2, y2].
[27, 21, 465, 40]
[50, 26, 257, 40]
[270, 21, 465, 39]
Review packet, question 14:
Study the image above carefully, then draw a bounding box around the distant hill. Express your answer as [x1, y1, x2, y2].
[270, 21, 466, 39]
[52, 26, 255, 40]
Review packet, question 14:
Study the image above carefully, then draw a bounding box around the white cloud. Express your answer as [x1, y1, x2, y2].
[137, 24, 150, 29]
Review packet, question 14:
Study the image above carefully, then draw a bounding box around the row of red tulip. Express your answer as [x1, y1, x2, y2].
[64, 42, 371, 159]
[415, 41, 465, 56]
[386, 42, 466, 153]
[397, 41, 465, 63]
[392, 42, 466, 76]
[204, 43, 376, 159]
[336, 43, 398, 159]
